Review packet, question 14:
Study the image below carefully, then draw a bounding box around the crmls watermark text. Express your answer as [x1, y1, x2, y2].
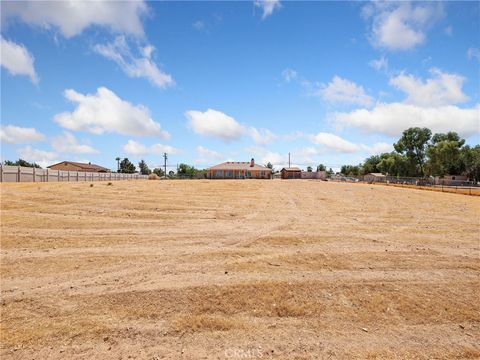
[224, 346, 263, 358]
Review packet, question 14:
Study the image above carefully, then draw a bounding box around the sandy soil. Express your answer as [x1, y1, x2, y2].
[1, 180, 479, 359]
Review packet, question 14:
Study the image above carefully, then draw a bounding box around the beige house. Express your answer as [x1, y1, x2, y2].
[207, 159, 271, 179]
[48, 161, 110, 173]
[364, 173, 386, 182]
[434, 174, 469, 185]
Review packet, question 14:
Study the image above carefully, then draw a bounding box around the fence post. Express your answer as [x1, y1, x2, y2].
[0, 166, 3, 182]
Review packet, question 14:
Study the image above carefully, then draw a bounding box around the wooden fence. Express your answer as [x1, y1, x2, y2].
[0, 165, 148, 183]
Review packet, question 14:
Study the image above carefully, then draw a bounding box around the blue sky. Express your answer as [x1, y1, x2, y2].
[1, 1, 479, 171]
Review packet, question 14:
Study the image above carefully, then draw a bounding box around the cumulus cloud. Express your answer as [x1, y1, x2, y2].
[54, 87, 170, 138]
[123, 140, 178, 156]
[2, 0, 148, 38]
[281, 68, 297, 82]
[186, 109, 246, 142]
[316, 76, 374, 107]
[0, 36, 38, 84]
[0, 125, 45, 144]
[389, 68, 469, 107]
[249, 127, 276, 146]
[93, 36, 174, 89]
[334, 103, 480, 138]
[308, 132, 360, 153]
[254, 0, 282, 19]
[17, 146, 59, 168]
[51, 131, 98, 154]
[362, 142, 394, 155]
[195, 145, 224, 164]
[363, 2, 443, 51]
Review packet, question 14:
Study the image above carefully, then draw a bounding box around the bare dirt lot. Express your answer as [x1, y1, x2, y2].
[1, 180, 479, 359]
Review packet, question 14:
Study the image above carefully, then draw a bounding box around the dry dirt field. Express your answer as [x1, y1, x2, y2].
[1, 180, 479, 359]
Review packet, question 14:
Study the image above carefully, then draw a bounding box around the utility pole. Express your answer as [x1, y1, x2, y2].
[288, 152, 291, 168]
[163, 153, 168, 179]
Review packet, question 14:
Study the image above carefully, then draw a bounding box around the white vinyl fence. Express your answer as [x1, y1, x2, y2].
[0, 165, 148, 183]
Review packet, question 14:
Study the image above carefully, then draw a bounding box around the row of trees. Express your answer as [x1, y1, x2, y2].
[3, 159, 41, 168]
[340, 128, 480, 181]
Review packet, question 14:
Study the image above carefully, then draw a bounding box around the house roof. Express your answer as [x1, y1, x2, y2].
[48, 161, 110, 172]
[367, 173, 386, 177]
[281, 167, 301, 172]
[207, 162, 271, 171]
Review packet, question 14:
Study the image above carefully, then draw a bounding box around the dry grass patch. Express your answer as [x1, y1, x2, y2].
[171, 314, 241, 333]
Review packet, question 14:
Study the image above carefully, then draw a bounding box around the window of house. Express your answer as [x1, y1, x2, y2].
[215, 170, 222, 178]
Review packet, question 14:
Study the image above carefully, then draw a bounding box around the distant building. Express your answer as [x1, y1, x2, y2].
[280, 167, 301, 179]
[48, 161, 110, 173]
[206, 159, 271, 179]
[364, 173, 386, 183]
[434, 174, 469, 186]
[301, 171, 326, 180]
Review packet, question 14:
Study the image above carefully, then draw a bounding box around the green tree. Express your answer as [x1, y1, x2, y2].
[306, 166, 313, 172]
[316, 164, 326, 171]
[426, 132, 465, 176]
[461, 145, 480, 182]
[119, 158, 136, 173]
[326, 168, 334, 178]
[362, 155, 381, 174]
[3, 159, 41, 168]
[153, 167, 165, 177]
[340, 165, 360, 176]
[138, 160, 151, 175]
[377, 152, 409, 177]
[177, 163, 197, 178]
[393, 127, 432, 176]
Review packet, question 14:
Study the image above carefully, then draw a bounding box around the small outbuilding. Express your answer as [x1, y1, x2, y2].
[281, 167, 301, 179]
[364, 173, 386, 183]
[48, 161, 110, 173]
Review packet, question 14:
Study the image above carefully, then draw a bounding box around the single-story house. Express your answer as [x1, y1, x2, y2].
[434, 174, 469, 186]
[301, 171, 326, 180]
[364, 173, 386, 183]
[48, 161, 110, 173]
[206, 159, 271, 179]
[281, 167, 301, 179]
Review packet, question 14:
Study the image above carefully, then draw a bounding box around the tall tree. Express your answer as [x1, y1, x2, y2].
[427, 132, 465, 176]
[461, 145, 480, 182]
[316, 164, 326, 171]
[377, 152, 409, 177]
[119, 158, 136, 173]
[177, 163, 197, 178]
[138, 160, 151, 175]
[394, 127, 432, 176]
[153, 167, 165, 177]
[306, 166, 313, 172]
[362, 155, 381, 174]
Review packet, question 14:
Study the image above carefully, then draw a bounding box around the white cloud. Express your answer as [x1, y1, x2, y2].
[334, 103, 480, 138]
[17, 146, 59, 168]
[363, 2, 443, 51]
[123, 140, 178, 156]
[254, 0, 282, 19]
[186, 109, 246, 142]
[362, 142, 394, 155]
[54, 87, 170, 138]
[282, 68, 297, 82]
[2, 0, 148, 38]
[0, 36, 38, 84]
[308, 132, 360, 153]
[51, 131, 98, 154]
[369, 56, 388, 72]
[195, 145, 224, 164]
[0, 125, 44, 144]
[389, 68, 469, 107]
[93, 36, 174, 89]
[249, 127, 276, 146]
[467, 47, 480, 63]
[316, 76, 374, 107]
